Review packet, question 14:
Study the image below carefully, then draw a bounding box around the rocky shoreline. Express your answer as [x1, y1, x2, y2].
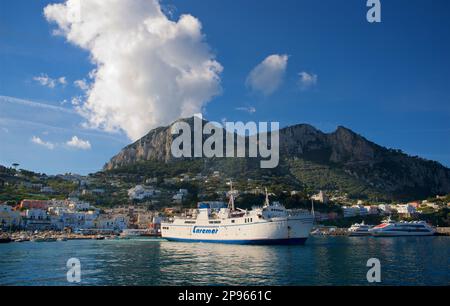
[0, 231, 118, 243]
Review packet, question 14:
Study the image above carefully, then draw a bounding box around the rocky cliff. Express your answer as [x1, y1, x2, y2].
[104, 117, 450, 199]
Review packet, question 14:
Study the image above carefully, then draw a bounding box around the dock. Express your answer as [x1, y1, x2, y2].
[435, 227, 450, 236]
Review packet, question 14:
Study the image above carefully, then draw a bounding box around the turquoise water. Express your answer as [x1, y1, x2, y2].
[0, 236, 448, 285]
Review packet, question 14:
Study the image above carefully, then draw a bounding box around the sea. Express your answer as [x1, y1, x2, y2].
[0, 236, 448, 286]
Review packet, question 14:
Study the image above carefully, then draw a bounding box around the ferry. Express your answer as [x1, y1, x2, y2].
[348, 221, 372, 236]
[369, 218, 436, 236]
[161, 184, 314, 245]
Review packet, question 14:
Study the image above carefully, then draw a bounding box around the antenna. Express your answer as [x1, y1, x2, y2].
[264, 188, 270, 207]
[228, 181, 235, 211]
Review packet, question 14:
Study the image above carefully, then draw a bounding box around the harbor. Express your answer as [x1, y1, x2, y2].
[0, 235, 448, 286]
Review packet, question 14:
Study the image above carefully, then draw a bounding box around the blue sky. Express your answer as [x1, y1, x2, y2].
[1, 0, 450, 175]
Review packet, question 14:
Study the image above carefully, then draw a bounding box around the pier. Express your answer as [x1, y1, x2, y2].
[435, 227, 450, 236]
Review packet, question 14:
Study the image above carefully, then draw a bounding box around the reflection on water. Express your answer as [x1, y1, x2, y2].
[0, 237, 448, 285]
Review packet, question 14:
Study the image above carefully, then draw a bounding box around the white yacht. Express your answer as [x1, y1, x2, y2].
[369, 218, 435, 236]
[161, 184, 314, 245]
[348, 221, 372, 236]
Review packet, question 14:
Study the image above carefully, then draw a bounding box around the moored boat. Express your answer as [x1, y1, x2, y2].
[348, 221, 372, 236]
[370, 218, 435, 236]
[161, 184, 314, 245]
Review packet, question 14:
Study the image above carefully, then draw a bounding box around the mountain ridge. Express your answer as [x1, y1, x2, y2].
[103, 117, 450, 200]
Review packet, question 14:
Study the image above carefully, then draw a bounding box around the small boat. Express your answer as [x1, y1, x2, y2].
[57, 237, 67, 241]
[310, 228, 326, 236]
[348, 221, 372, 236]
[14, 237, 30, 242]
[370, 218, 436, 236]
[120, 229, 151, 239]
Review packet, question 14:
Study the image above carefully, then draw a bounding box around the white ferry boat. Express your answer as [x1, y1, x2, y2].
[348, 221, 372, 236]
[161, 185, 314, 245]
[369, 218, 436, 236]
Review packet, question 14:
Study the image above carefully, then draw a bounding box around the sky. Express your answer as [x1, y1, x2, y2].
[0, 0, 450, 175]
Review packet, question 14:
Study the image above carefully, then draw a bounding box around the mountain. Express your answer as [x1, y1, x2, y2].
[103, 117, 450, 200]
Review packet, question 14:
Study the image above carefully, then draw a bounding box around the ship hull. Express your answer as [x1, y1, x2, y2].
[164, 237, 308, 245]
[371, 231, 435, 237]
[161, 217, 313, 245]
[348, 232, 371, 237]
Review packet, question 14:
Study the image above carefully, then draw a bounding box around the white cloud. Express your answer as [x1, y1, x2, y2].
[71, 96, 82, 106]
[0, 95, 75, 114]
[235, 106, 256, 114]
[31, 136, 55, 150]
[66, 136, 91, 150]
[58, 77, 67, 86]
[44, 0, 222, 141]
[298, 71, 318, 90]
[74, 79, 89, 91]
[33, 73, 67, 88]
[246, 54, 288, 96]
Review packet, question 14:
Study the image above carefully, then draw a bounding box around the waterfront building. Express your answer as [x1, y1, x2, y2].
[395, 204, 417, 216]
[0, 204, 21, 229]
[24, 209, 52, 230]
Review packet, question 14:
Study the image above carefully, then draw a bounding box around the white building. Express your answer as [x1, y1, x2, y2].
[128, 185, 157, 200]
[0, 205, 21, 228]
[25, 208, 48, 220]
[68, 200, 90, 211]
[378, 204, 391, 214]
[25, 209, 51, 230]
[396, 204, 417, 216]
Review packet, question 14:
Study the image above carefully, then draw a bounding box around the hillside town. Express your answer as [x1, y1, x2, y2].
[1, 163, 450, 235]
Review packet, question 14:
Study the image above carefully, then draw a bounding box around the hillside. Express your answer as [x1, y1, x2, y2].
[103, 117, 450, 201]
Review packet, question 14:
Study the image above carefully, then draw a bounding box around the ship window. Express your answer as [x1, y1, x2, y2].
[231, 220, 235, 223]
